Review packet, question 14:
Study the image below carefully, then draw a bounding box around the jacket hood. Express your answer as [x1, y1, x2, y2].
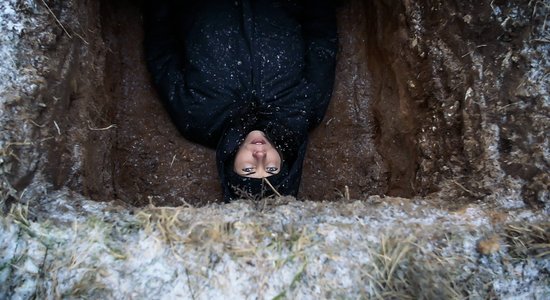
[216, 108, 308, 202]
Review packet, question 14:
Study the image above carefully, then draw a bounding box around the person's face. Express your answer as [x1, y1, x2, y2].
[234, 130, 281, 178]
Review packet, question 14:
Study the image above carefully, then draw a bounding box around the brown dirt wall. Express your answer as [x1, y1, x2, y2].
[100, 0, 424, 205]
[3, 0, 548, 209]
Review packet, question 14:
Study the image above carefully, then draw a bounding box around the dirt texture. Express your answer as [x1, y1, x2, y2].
[1, 0, 548, 208]
[1, 1, 549, 298]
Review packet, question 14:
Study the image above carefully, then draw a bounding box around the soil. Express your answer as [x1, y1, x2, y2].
[99, 0, 424, 206]
[2, 1, 548, 297]
[101, 0, 220, 206]
[2, 0, 548, 208]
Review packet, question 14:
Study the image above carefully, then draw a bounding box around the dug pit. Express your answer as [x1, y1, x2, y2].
[1, 0, 548, 209]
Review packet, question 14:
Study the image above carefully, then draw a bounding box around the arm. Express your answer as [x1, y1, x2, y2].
[143, 0, 189, 135]
[301, 0, 338, 129]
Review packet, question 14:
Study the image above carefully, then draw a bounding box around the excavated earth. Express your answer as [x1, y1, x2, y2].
[1, 0, 548, 208]
[0, 0, 549, 298]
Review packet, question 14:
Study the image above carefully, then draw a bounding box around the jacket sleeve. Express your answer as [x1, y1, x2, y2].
[143, 0, 189, 135]
[301, 0, 338, 129]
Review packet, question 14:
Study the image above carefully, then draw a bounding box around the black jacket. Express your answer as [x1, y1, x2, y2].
[144, 0, 337, 202]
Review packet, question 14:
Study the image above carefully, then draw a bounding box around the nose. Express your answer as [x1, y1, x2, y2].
[253, 150, 266, 160]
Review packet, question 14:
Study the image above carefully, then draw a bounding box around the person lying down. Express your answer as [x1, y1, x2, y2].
[144, 0, 338, 202]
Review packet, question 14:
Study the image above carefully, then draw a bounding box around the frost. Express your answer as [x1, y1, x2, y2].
[2, 195, 549, 299]
[0, 0, 25, 98]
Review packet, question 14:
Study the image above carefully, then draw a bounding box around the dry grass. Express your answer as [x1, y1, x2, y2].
[3, 199, 548, 298]
[136, 205, 189, 245]
[504, 222, 550, 259]
[0, 142, 33, 209]
[8, 202, 31, 228]
[363, 235, 415, 299]
[9, 212, 131, 298]
[7, 202, 39, 242]
[136, 204, 236, 249]
[135, 201, 313, 258]
[134, 201, 316, 299]
[361, 234, 467, 300]
[62, 268, 109, 298]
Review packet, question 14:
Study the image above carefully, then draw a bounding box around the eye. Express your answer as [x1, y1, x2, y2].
[266, 167, 279, 173]
[242, 167, 254, 173]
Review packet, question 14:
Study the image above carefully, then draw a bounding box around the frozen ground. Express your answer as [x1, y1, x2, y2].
[1, 192, 549, 299]
[0, 0, 20, 98]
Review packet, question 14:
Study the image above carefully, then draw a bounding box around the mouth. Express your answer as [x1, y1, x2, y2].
[250, 138, 266, 145]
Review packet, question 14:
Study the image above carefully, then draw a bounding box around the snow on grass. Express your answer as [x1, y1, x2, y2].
[0, 0, 24, 102]
[1, 194, 548, 299]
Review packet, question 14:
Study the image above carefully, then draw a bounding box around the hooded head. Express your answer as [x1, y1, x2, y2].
[216, 117, 308, 202]
[233, 130, 283, 179]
